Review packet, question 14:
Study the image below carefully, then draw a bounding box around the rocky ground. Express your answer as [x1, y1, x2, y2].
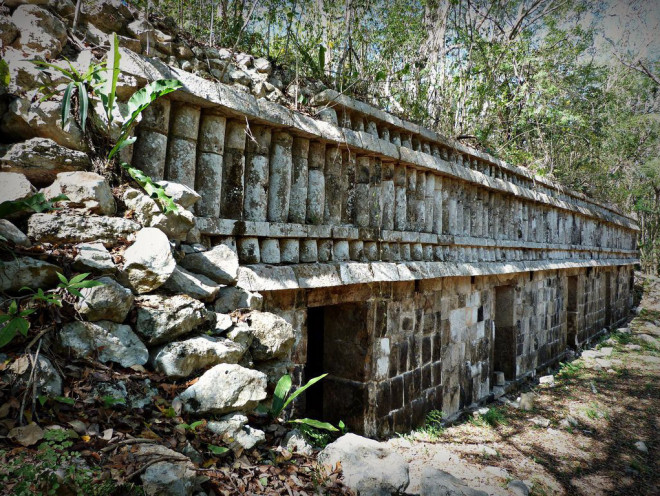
[386, 274, 659, 496]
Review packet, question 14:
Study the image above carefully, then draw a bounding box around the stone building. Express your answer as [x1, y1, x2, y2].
[120, 50, 638, 437]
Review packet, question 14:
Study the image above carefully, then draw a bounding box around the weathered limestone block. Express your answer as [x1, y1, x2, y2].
[318, 434, 409, 496]
[306, 142, 326, 225]
[238, 237, 260, 264]
[60, 321, 148, 368]
[180, 243, 239, 285]
[11, 5, 67, 59]
[28, 214, 139, 246]
[259, 238, 280, 264]
[84, 0, 134, 34]
[42, 171, 116, 215]
[324, 147, 343, 225]
[0, 257, 59, 293]
[381, 162, 396, 230]
[300, 239, 318, 263]
[156, 181, 201, 210]
[243, 125, 271, 221]
[394, 165, 407, 230]
[0, 138, 92, 187]
[333, 240, 350, 262]
[177, 363, 267, 414]
[166, 104, 200, 188]
[1, 99, 87, 152]
[369, 157, 384, 229]
[267, 131, 293, 222]
[135, 294, 207, 345]
[221, 120, 247, 219]
[433, 176, 443, 234]
[150, 336, 246, 378]
[424, 173, 435, 233]
[207, 413, 266, 452]
[162, 265, 221, 302]
[354, 156, 371, 228]
[281, 239, 300, 263]
[341, 151, 356, 225]
[214, 286, 263, 313]
[132, 98, 171, 180]
[75, 277, 134, 323]
[0, 172, 35, 203]
[247, 311, 296, 361]
[73, 242, 115, 273]
[0, 220, 30, 247]
[122, 227, 176, 293]
[289, 137, 309, 224]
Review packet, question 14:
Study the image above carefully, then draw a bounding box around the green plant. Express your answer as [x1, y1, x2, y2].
[0, 193, 68, 219]
[31, 58, 106, 133]
[557, 361, 583, 380]
[471, 407, 508, 428]
[99, 34, 182, 213]
[56, 272, 104, 299]
[99, 395, 126, 408]
[418, 409, 445, 439]
[0, 429, 121, 496]
[0, 300, 35, 348]
[269, 373, 327, 419]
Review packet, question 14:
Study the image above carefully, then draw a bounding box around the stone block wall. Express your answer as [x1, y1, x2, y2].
[113, 50, 640, 437]
[259, 265, 633, 437]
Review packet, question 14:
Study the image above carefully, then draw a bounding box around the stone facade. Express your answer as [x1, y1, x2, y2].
[118, 50, 638, 436]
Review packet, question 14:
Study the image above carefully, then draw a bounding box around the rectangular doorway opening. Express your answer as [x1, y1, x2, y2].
[305, 302, 370, 433]
[567, 276, 578, 347]
[493, 286, 516, 381]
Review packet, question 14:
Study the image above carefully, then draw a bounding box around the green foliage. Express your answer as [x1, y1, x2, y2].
[289, 418, 338, 432]
[99, 395, 126, 408]
[269, 373, 327, 419]
[471, 407, 508, 428]
[0, 193, 69, 219]
[120, 162, 178, 214]
[0, 58, 10, 88]
[557, 361, 584, 380]
[208, 444, 230, 455]
[417, 409, 445, 439]
[0, 430, 122, 496]
[0, 300, 34, 348]
[30, 58, 106, 133]
[56, 272, 104, 299]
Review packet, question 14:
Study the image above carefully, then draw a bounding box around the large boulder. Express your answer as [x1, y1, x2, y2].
[59, 320, 148, 368]
[177, 363, 267, 415]
[122, 227, 176, 293]
[8, 354, 62, 397]
[135, 294, 207, 346]
[135, 444, 197, 496]
[11, 5, 68, 59]
[27, 213, 139, 245]
[150, 335, 246, 378]
[0, 138, 91, 187]
[0, 219, 31, 247]
[247, 311, 295, 361]
[0, 172, 35, 203]
[2, 47, 51, 96]
[318, 434, 410, 496]
[75, 277, 134, 322]
[123, 189, 195, 241]
[42, 171, 115, 215]
[418, 468, 488, 496]
[0, 17, 19, 48]
[207, 413, 266, 452]
[162, 265, 220, 302]
[0, 257, 59, 293]
[1, 99, 87, 152]
[73, 242, 116, 274]
[180, 244, 239, 285]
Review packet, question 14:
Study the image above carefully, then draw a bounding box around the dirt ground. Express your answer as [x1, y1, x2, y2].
[388, 274, 660, 496]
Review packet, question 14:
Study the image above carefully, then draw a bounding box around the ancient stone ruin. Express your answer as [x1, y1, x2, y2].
[115, 50, 638, 436]
[0, 0, 638, 449]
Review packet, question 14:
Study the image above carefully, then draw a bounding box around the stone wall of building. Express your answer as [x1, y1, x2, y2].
[259, 264, 633, 437]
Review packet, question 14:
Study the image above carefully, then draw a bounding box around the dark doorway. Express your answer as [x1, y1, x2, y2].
[567, 275, 579, 347]
[305, 302, 370, 433]
[493, 286, 516, 381]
